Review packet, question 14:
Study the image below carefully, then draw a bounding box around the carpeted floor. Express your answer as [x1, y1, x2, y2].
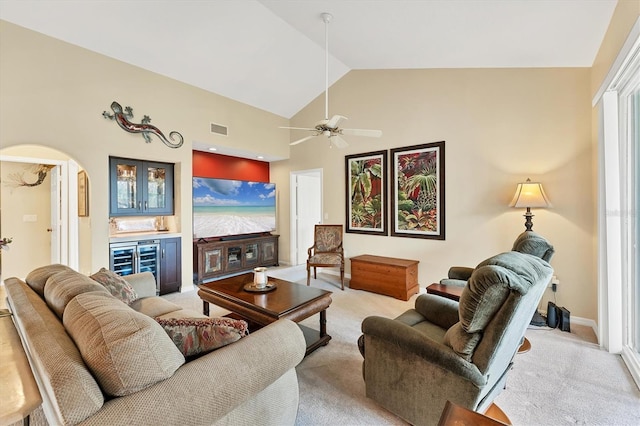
[165, 265, 640, 426]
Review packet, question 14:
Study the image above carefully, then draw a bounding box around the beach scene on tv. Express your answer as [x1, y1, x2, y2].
[193, 177, 276, 239]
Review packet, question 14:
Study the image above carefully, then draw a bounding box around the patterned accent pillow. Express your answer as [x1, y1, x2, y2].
[155, 317, 249, 357]
[90, 268, 139, 305]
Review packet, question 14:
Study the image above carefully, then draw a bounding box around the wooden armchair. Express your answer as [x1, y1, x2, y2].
[307, 225, 344, 290]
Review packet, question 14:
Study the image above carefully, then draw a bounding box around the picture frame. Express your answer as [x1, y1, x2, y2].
[390, 141, 445, 240]
[78, 170, 89, 217]
[345, 150, 388, 235]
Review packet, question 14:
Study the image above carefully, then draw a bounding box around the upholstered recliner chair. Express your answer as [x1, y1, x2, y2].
[440, 231, 555, 288]
[359, 250, 553, 426]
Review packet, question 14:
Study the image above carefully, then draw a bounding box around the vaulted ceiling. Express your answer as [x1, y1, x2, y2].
[0, 0, 617, 119]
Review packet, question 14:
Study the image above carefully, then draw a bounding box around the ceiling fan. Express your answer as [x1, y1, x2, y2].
[282, 12, 382, 149]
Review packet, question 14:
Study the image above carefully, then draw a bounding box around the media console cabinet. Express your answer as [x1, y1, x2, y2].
[349, 254, 419, 301]
[193, 234, 278, 284]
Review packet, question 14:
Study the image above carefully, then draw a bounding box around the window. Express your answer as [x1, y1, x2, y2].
[598, 27, 640, 389]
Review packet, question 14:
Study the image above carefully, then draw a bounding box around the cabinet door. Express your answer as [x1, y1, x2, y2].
[143, 161, 174, 215]
[159, 238, 181, 295]
[244, 242, 260, 267]
[110, 157, 143, 216]
[109, 157, 174, 216]
[225, 244, 244, 272]
[260, 237, 278, 265]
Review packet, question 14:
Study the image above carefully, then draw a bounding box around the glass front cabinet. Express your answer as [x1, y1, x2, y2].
[109, 157, 174, 216]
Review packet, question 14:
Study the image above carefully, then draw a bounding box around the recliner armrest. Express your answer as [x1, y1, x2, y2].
[361, 315, 485, 386]
[447, 266, 474, 280]
[413, 293, 460, 330]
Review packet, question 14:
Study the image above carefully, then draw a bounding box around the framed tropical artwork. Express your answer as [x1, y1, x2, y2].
[345, 150, 388, 235]
[390, 141, 445, 240]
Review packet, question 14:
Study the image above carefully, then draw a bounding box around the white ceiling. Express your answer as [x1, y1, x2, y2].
[0, 0, 617, 119]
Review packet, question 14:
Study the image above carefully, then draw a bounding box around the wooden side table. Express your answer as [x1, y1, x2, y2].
[426, 283, 531, 354]
[0, 310, 42, 425]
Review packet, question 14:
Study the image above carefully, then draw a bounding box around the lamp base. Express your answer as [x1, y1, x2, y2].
[523, 208, 534, 232]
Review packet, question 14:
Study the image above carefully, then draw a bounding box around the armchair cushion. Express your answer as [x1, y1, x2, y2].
[511, 231, 555, 262]
[443, 323, 481, 361]
[309, 253, 342, 264]
[448, 251, 551, 360]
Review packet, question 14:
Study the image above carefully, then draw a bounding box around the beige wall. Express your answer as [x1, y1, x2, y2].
[0, 20, 290, 285]
[3, 5, 638, 323]
[273, 67, 595, 319]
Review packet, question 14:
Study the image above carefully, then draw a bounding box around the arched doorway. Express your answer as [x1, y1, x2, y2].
[0, 145, 85, 279]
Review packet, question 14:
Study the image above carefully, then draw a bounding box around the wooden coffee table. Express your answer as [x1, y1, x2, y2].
[198, 273, 332, 356]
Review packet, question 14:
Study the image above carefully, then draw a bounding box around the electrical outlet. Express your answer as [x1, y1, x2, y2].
[551, 276, 560, 292]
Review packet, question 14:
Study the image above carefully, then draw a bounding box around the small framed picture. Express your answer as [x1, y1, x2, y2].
[390, 141, 445, 240]
[78, 170, 89, 217]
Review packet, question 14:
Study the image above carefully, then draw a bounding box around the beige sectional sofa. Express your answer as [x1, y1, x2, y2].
[4, 264, 306, 425]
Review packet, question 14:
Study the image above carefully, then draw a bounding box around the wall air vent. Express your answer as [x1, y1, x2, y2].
[210, 122, 228, 136]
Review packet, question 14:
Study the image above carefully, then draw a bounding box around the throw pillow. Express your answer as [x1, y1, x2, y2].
[90, 267, 139, 305]
[155, 317, 249, 357]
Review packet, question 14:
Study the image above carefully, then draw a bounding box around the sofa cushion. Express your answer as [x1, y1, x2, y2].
[155, 308, 209, 320]
[63, 291, 185, 397]
[156, 317, 249, 357]
[129, 296, 183, 318]
[25, 264, 74, 298]
[44, 269, 111, 319]
[90, 267, 139, 304]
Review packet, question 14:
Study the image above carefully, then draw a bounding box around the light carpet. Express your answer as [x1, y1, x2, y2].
[166, 265, 640, 426]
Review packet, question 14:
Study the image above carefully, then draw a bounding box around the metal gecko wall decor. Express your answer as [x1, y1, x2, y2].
[3, 164, 55, 188]
[102, 101, 184, 149]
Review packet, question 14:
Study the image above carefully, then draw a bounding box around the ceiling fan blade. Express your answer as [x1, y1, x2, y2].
[290, 135, 317, 146]
[330, 135, 349, 149]
[279, 126, 316, 131]
[326, 115, 347, 129]
[341, 128, 383, 138]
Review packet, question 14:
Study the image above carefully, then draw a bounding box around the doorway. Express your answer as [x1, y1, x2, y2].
[290, 169, 322, 265]
[0, 154, 79, 278]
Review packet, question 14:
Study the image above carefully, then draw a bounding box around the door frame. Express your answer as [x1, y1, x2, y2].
[289, 168, 323, 266]
[0, 155, 79, 270]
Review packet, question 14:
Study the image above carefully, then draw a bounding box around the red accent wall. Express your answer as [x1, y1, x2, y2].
[193, 151, 270, 182]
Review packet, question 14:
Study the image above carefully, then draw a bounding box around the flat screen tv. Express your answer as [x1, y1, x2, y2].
[193, 177, 276, 239]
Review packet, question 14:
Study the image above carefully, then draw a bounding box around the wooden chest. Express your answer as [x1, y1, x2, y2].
[349, 255, 419, 301]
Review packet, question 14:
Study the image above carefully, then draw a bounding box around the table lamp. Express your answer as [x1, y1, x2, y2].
[509, 178, 551, 231]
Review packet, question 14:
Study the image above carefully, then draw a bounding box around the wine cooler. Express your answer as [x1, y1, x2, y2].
[109, 239, 160, 294]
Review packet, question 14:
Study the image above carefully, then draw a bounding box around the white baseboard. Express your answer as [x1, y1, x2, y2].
[621, 346, 640, 390]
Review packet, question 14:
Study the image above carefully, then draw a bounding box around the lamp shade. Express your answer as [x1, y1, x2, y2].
[509, 178, 551, 208]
